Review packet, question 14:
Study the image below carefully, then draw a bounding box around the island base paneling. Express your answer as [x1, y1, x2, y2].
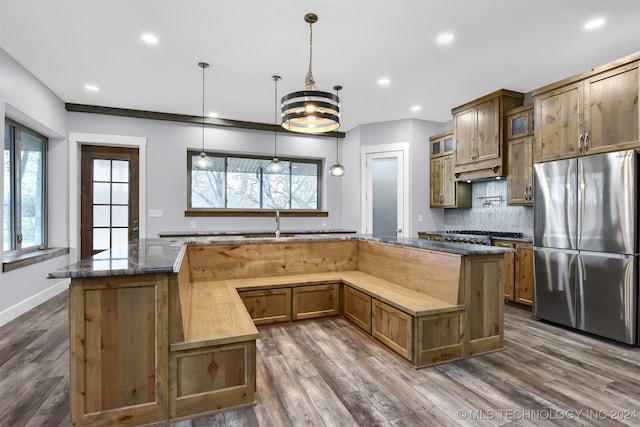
[372, 299, 413, 361]
[292, 283, 340, 320]
[238, 288, 292, 325]
[69, 274, 169, 427]
[169, 341, 256, 419]
[343, 285, 372, 333]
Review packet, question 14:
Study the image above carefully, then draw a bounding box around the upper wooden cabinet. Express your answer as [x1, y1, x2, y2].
[452, 89, 525, 181]
[506, 105, 534, 205]
[533, 53, 640, 163]
[429, 130, 471, 208]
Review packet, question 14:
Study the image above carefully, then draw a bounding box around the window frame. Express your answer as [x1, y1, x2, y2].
[186, 151, 323, 212]
[4, 118, 48, 254]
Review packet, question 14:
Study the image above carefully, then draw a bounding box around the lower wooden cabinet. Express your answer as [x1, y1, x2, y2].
[170, 341, 256, 419]
[492, 240, 533, 307]
[69, 275, 169, 427]
[343, 286, 372, 333]
[514, 244, 533, 305]
[293, 283, 340, 320]
[372, 300, 412, 360]
[239, 288, 291, 325]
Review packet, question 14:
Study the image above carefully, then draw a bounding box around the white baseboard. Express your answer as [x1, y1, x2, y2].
[0, 279, 69, 327]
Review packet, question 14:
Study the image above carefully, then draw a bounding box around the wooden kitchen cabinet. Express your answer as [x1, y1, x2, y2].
[452, 89, 524, 181]
[506, 105, 534, 205]
[343, 285, 372, 333]
[514, 243, 533, 306]
[429, 130, 471, 208]
[533, 54, 639, 163]
[292, 283, 340, 320]
[239, 288, 292, 325]
[492, 240, 533, 307]
[170, 341, 256, 419]
[372, 299, 412, 360]
[69, 274, 169, 427]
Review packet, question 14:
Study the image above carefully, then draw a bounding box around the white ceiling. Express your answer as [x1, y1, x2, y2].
[1, 0, 639, 132]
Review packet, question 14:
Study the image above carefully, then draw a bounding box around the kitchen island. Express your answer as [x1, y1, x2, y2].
[50, 235, 511, 427]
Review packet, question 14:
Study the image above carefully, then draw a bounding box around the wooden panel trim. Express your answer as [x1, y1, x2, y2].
[184, 210, 329, 217]
[531, 51, 640, 96]
[65, 103, 345, 139]
[451, 89, 525, 114]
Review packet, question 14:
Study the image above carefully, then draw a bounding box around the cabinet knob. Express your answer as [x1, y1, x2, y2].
[578, 134, 584, 154]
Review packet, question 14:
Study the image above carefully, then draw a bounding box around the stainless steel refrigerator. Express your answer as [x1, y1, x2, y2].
[533, 150, 638, 345]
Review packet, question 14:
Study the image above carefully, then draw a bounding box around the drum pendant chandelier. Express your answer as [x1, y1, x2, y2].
[281, 13, 340, 134]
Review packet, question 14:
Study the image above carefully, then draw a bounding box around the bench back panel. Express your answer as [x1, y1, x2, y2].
[357, 241, 462, 305]
[186, 240, 359, 281]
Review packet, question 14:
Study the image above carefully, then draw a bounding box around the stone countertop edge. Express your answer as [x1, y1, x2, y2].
[48, 235, 514, 279]
[158, 229, 358, 237]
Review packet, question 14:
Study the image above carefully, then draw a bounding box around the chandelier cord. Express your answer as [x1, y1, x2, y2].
[305, 20, 315, 88]
[201, 63, 205, 151]
[273, 76, 278, 156]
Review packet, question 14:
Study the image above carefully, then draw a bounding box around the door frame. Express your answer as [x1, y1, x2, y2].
[69, 132, 147, 262]
[360, 142, 410, 237]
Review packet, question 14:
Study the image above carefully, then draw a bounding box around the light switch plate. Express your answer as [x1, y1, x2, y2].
[149, 209, 163, 217]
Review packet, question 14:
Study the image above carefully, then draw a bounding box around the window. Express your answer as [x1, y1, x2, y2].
[4, 119, 47, 252]
[188, 152, 321, 210]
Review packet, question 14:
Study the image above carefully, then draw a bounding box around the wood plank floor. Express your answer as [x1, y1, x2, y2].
[1, 291, 639, 427]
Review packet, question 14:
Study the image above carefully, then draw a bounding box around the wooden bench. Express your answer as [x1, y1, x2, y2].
[168, 239, 505, 418]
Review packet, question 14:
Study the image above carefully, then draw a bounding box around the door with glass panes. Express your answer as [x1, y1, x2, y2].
[80, 146, 139, 259]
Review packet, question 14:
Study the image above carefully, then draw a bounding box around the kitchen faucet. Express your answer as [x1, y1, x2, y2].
[275, 210, 280, 239]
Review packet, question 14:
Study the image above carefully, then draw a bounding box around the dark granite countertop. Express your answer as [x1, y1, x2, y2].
[158, 229, 357, 237]
[48, 235, 513, 279]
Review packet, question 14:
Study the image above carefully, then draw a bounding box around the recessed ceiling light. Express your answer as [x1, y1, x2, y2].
[141, 33, 159, 44]
[378, 78, 390, 86]
[437, 32, 454, 44]
[411, 105, 421, 112]
[584, 18, 605, 30]
[85, 84, 99, 92]
[208, 112, 218, 118]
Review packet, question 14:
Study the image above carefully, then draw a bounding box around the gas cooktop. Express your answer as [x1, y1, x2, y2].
[445, 230, 524, 239]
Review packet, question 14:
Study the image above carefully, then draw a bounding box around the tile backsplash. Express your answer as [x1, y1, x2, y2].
[444, 180, 533, 236]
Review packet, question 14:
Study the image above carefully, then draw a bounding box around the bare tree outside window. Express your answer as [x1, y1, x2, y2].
[188, 152, 319, 210]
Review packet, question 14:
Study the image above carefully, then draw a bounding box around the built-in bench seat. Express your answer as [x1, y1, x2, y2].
[168, 239, 504, 418]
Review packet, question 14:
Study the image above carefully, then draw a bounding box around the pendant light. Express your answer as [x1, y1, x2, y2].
[195, 61, 211, 169]
[329, 85, 345, 177]
[267, 75, 283, 173]
[281, 13, 340, 134]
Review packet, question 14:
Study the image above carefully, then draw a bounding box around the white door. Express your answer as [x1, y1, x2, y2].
[363, 147, 408, 237]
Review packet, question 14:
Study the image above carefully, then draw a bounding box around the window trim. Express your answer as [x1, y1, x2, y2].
[187, 151, 323, 212]
[4, 118, 48, 254]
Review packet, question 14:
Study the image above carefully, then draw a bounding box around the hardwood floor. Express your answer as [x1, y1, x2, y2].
[1, 291, 639, 427]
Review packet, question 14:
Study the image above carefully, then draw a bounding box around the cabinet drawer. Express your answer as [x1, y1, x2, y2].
[170, 341, 256, 418]
[372, 300, 412, 360]
[292, 283, 340, 320]
[343, 286, 372, 333]
[239, 288, 291, 325]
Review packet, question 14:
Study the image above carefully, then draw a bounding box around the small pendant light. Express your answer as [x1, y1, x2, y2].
[195, 61, 211, 169]
[268, 75, 283, 173]
[329, 85, 345, 177]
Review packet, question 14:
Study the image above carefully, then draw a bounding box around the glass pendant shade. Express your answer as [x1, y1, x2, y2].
[330, 163, 345, 177]
[195, 151, 210, 169]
